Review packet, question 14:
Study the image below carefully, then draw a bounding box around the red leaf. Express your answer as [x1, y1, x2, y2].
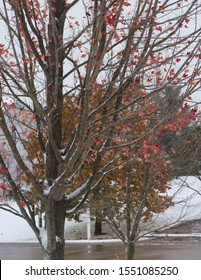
[18, 201, 26, 208]
[190, 108, 197, 116]
[156, 26, 163, 32]
[183, 103, 189, 109]
[123, 2, 131, 6]
[0, 183, 8, 191]
[0, 167, 7, 174]
[11, 125, 16, 132]
[183, 73, 188, 78]
[105, 14, 116, 26]
[147, 77, 153, 83]
[160, 129, 166, 135]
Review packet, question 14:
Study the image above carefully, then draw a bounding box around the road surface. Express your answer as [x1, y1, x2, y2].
[0, 239, 201, 260]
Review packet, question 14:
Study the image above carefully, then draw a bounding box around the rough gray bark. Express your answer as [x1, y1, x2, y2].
[44, 198, 66, 260]
[125, 242, 135, 260]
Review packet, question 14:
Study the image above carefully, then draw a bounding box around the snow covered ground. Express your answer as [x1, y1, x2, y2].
[142, 176, 201, 232]
[0, 177, 201, 242]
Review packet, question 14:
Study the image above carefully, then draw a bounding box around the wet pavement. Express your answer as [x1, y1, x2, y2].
[0, 239, 201, 260]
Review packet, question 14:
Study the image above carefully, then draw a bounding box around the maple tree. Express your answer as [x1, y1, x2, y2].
[0, 0, 201, 259]
[88, 85, 198, 259]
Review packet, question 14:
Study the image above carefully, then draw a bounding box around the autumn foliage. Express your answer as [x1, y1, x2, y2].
[0, 0, 201, 259]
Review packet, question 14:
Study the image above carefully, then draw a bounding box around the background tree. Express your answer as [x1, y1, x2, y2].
[0, 0, 201, 260]
[155, 86, 201, 176]
[171, 123, 201, 176]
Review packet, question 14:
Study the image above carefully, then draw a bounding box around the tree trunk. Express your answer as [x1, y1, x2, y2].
[43, 197, 66, 260]
[94, 216, 103, 235]
[125, 241, 135, 260]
